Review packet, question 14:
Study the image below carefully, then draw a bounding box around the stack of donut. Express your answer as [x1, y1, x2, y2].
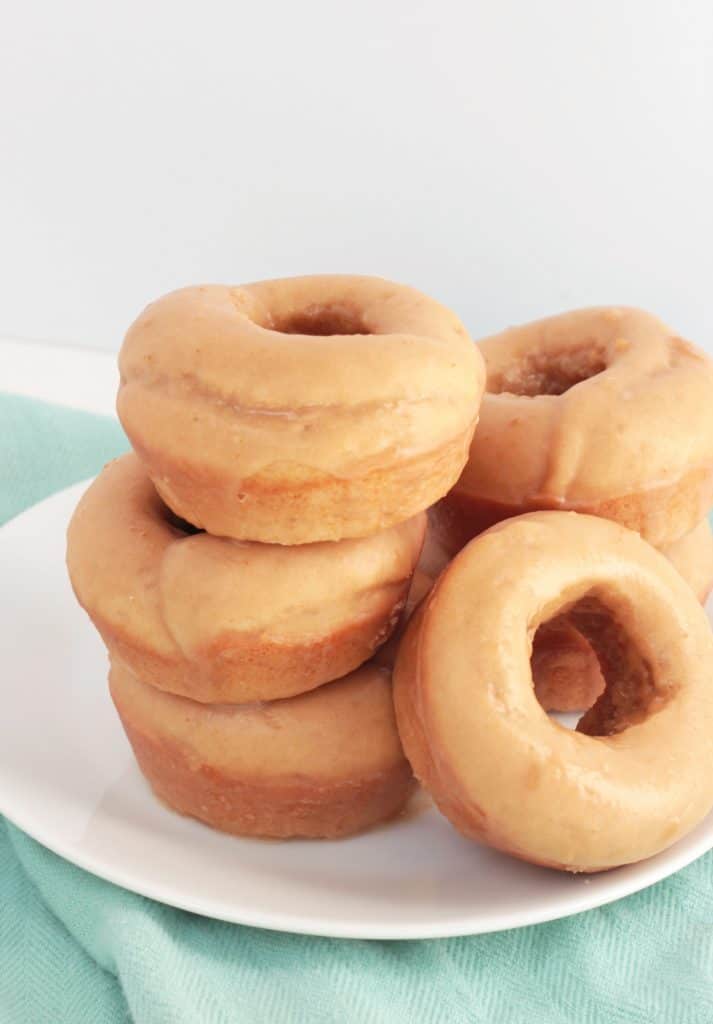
[66, 275, 485, 839]
[67, 287, 713, 874]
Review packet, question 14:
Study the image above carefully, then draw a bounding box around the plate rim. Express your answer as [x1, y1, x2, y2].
[4, 798, 713, 941]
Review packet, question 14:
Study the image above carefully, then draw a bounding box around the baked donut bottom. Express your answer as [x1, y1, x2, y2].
[110, 659, 414, 839]
[432, 462, 713, 553]
[141, 429, 473, 545]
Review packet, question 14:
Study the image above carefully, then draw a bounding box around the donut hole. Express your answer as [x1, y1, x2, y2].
[488, 343, 608, 396]
[532, 594, 660, 737]
[273, 303, 369, 337]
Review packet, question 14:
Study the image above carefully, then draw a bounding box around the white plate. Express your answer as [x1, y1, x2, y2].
[1, 482, 712, 941]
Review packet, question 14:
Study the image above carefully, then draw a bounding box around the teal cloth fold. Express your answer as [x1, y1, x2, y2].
[2, 392, 713, 1024]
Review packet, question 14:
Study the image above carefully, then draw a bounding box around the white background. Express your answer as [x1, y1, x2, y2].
[1, 0, 712, 355]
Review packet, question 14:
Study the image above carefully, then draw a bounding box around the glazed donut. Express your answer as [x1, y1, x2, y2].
[117, 276, 485, 544]
[67, 454, 425, 703]
[533, 519, 713, 713]
[431, 308, 713, 549]
[394, 512, 713, 872]
[110, 659, 414, 839]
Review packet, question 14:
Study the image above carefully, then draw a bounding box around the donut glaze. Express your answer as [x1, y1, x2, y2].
[67, 454, 425, 703]
[117, 276, 485, 543]
[381, 522, 711, 716]
[432, 308, 713, 547]
[394, 512, 713, 872]
[110, 659, 414, 839]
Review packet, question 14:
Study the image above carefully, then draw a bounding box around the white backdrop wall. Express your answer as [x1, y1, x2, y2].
[1, 0, 712, 353]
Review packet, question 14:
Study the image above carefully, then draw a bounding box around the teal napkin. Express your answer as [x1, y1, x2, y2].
[2, 392, 713, 1024]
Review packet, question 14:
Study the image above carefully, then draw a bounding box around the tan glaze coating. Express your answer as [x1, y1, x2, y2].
[372, 528, 606, 712]
[110, 660, 414, 839]
[533, 520, 713, 713]
[396, 521, 712, 714]
[432, 308, 713, 548]
[375, 526, 611, 712]
[67, 454, 425, 703]
[387, 519, 712, 714]
[117, 276, 485, 544]
[394, 512, 713, 873]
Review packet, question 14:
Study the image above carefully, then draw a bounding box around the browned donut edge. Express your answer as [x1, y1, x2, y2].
[139, 429, 473, 544]
[83, 593, 409, 704]
[432, 462, 713, 551]
[114, 696, 416, 840]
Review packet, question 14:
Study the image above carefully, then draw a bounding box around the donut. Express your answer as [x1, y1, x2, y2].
[394, 512, 713, 872]
[117, 276, 485, 544]
[110, 659, 414, 839]
[67, 454, 425, 703]
[431, 308, 713, 549]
